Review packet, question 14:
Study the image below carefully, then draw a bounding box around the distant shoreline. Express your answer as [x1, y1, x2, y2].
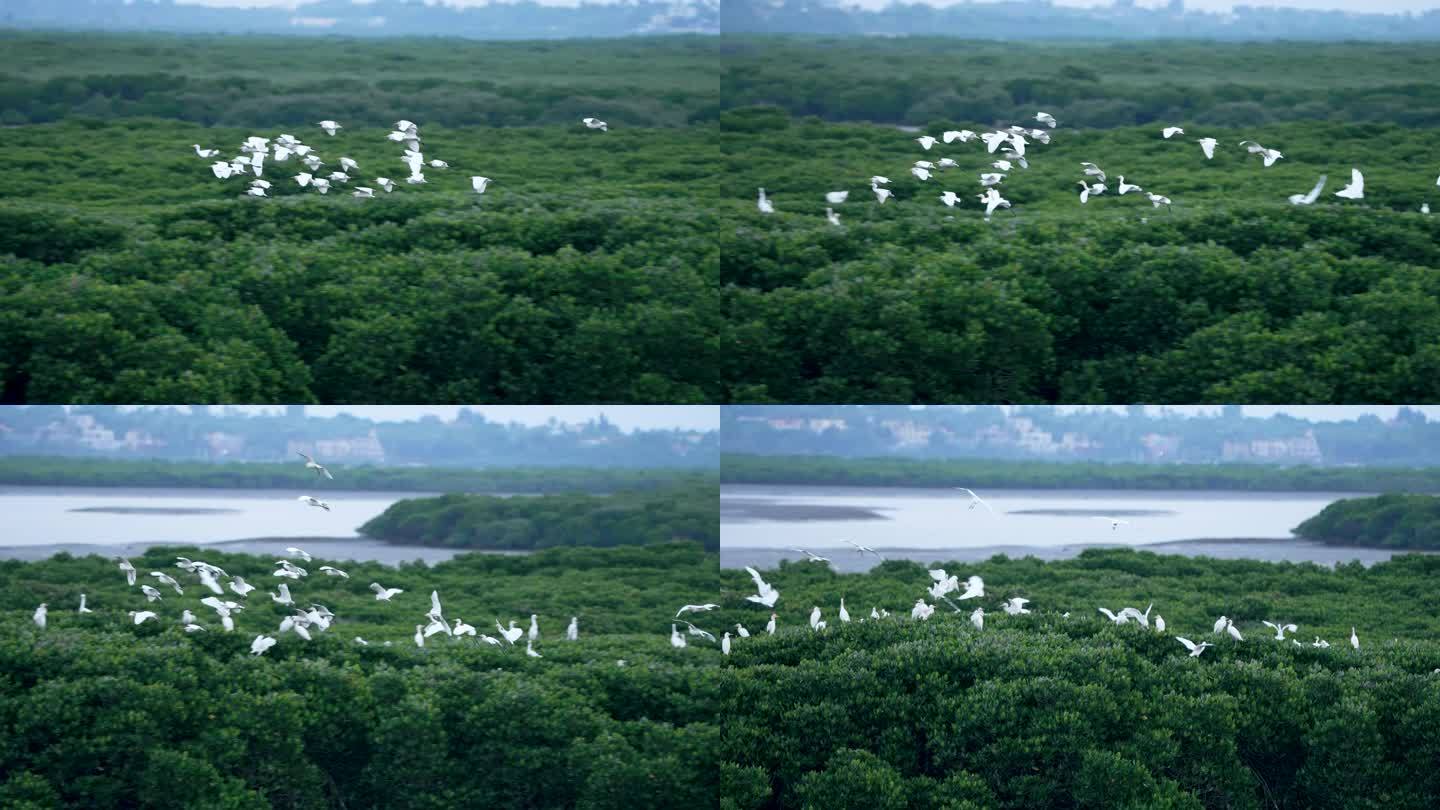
[0, 536, 534, 566]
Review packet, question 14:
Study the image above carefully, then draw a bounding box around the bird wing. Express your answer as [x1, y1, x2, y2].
[1177, 637, 1197, 651]
[1304, 175, 1327, 203]
[369, 582, 384, 594]
[745, 566, 770, 593]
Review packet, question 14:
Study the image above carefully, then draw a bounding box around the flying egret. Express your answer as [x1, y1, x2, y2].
[871, 184, 892, 204]
[871, 175, 892, 185]
[790, 548, 831, 564]
[250, 634, 276, 655]
[271, 584, 294, 606]
[958, 575, 985, 601]
[1116, 177, 1143, 195]
[911, 167, 932, 181]
[1080, 162, 1106, 181]
[745, 567, 780, 607]
[1146, 193, 1172, 209]
[940, 191, 961, 207]
[971, 607, 985, 630]
[376, 177, 395, 193]
[916, 135, 937, 150]
[1197, 137, 1217, 159]
[1003, 597, 1030, 616]
[1078, 181, 1106, 204]
[1262, 621, 1298, 641]
[1120, 604, 1152, 627]
[194, 144, 220, 158]
[298, 495, 330, 511]
[1334, 168, 1364, 200]
[245, 187, 267, 198]
[979, 172, 1005, 187]
[296, 454, 332, 481]
[1177, 637, 1213, 657]
[842, 539, 885, 561]
[937, 158, 959, 169]
[1162, 126, 1185, 139]
[670, 624, 686, 648]
[954, 488, 995, 514]
[1094, 516, 1128, 530]
[339, 157, 359, 172]
[140, 585, 163, 602]
[78, 594, 92, 614]
[722, 632, 731, 655]
[284, 546, 313, 562]
[1035, 112, 1057, 128]
[912, 599, 935, 621]
[1288, 175, 1328, 205]
[825, 191, 849, 204]
[406, 173, 426, 185]
[318, 120, 341, 136]
[130, 611, 157, 625]
[582, 117, 608, 131]
[1098, 607, 1128, 624]
[319, 566, 348, 579]
[676, 604, 720, 617]
[118, 558, 137, 586]
[566, 617, 578, 641]
[211, 161, 234, 179]
[942, 130, 976, 144]
[370, 583, 403, 601]
[757, 188, 774, 214]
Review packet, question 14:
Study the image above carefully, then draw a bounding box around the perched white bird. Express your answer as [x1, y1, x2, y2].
[1213, 616, 1232, 634]
[370, 583, 403, 601]
[1334, 168, 1365, 200]
[757, 188, 774, 214]
[735, 623, 749, 638]
[1162, 127, 1185, 139]
[1351, 627, 1360, 650]
[1197, 137, 1218, 159]
[841, 539, 885, 561]
[676, 604, 720, 617]
[722, 632, 731, 655]
[838, 598, 850, 623]
[911, 599, 935, 621]
[298, 495, 330, 512]
[1177, 637, 1213, 657]
[1262, 621, 1298, 641]
[528, 614, 540, 642]
[33, 603, 47, 629]
[526, 640, 543, 658]
[1286, 174, 1328, 206]
[1035, 112, 1057, 128]
[825, 191, 849, 204]
[809, 606, 824, 630]
[582, 117, 608, 131]
[958, 575, 985, 601]
[1422, 203, 1431, 214]
[566, 617, 579, 641]
[1155, 615, 1166, 633]
[970, 607, 985, 630]
[1098, 608, 1128, 625]
[916, 135, 937, 150]
[130, 611, 157, 626]
[1312, 637, 1331, 649]
[1002, 597, 1030, 616]
[670, 624, 687, 648]
[1226, 621, 1244, 642]
[318, 120, 341, 136]
[414, 625, 425, 648]
[765, 613, 777, 635]
[744, 567, 780, 607]
[118, 558, 137, 586]
[497, 620, 523, 644]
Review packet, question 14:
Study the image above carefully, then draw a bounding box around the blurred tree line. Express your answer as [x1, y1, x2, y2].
[1295, 494, 1440, 549]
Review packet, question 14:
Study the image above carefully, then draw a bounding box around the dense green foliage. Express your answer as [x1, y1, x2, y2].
[717, 549, 1440, 809]
[721, 38, 1440, 128]
[720, 114, 1440, 402]
[0, 542, 721, 809]
[0, 32, 719, 128]
[0, 118, 719, 402]
[0, 455, 714, 493]
[1295, 494, 1440, 549]
[721, 454, 1440, 493]
[360, 482, 720, 551]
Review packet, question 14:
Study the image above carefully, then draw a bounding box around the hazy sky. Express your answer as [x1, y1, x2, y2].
[1007, 405, 1440, 421]
[122, 405, 719, 432]
[171, 0, 1440, 10]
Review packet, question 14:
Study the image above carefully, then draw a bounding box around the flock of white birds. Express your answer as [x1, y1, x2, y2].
[720, 486, 1432, 664]
[25, 450, 613, 661]
[755, 113, 1440, 225]
[194, 117, 607, 199]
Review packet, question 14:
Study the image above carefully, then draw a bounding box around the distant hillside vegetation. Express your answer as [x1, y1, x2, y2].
[1295, 494, 1440, 549]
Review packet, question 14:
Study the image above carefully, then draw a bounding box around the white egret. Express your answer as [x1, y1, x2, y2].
[1002, 597, 1030, 616]
[825, 208, 841, 227]
[671, 624, 686, 648]
[245, 187, 267, 198]
[684, 622, 716, 642]
[582, 117, 608, 131]
[479, 635, 502, 646]
[318, 120, 341, 136]
[211, 161, 233, 179]
[970, 607, 985, 630]
[1262, 621, 1298, 641]
[1155, 615, 1166, 633]
[376, 177, 395, 193]
[497, 620, 523, 644]
[140, 585, 163, 602]
[871, 184, 892, 204]
[296, 454, 332, 481]
[370, 583, 403, 601]
[958, 576, 985, 601]
[78, 594, 92, 614]
[871, 175, 892, 185]
[979, 172, 1005, 187]
[130, 611, 157, 625]
[1080, 162, 1106, 181]
[757, 188, 774, 214]
[722, 632, 731, 655]
[1098, 608, 1128, 624]
[1351, 627, 1360, 649]
[911, 599, 935, 621]
[339, 157, 359, 172]
[810, 606, 823, 630]
[414, 625, 425, 647]
[406, 173, 426, 185]
[194, 144, 220, 158]
[744, 567, 780, 607]
[1288, 175, 1327, 205]
[1226, 621, 1244, 641]
[916, 135, 937, 150]
[566, 617, 579, 641]
[736, 623, 749, 638]
[526, 640, 543, 658]
[1162, 127, 1185, 139]
[118, 558, 137, 586]
[298, 495, 330, 511]
[295, 172, 313, 188]
[942, 130, 976, 144]
[1035, 112, 1057, 128]
[250, 634, 276, 655]
[839, 598, 850, 623]
[528, 614, 540, 642]
[1177, 637, 1212, 657]
[940, 191, 960, 207]
[790, 548, 831, 564]
[1146, 193, 1172, 209]
[184, 623, 206, 633]
[911, 167, 932, 181]
[1312, 637, 1331, 648]
[271, 584, 294, 606]
[319, 566, 348, 579]
[1078, 181, 1105, 204]
[1334, 168, 1364, 200]
[765, 613, 776, 635]
[954, 488, 995, 514]
[33, 603, 47, 629]
[841, 539, 885, 561]
[1197, 137, 1217, 159]
[825, 191, 849, 204]
[676, 604, 720, 617]
[1116, 177, 1143, 195]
